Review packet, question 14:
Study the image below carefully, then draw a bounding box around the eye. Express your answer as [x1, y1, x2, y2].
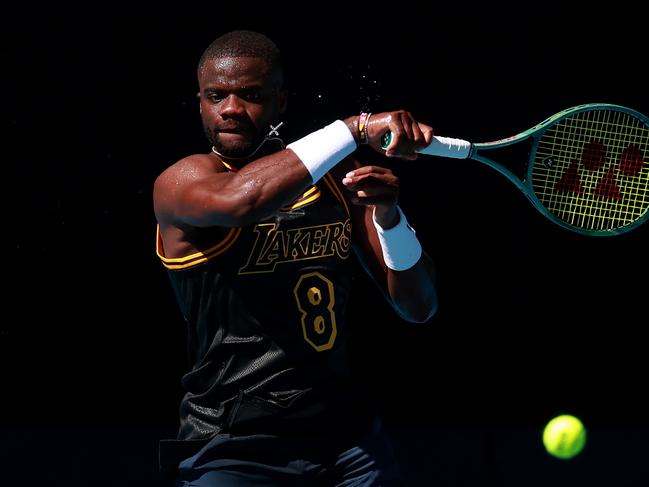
[244, 91, 262, 102]
[207, 93, 224, 103]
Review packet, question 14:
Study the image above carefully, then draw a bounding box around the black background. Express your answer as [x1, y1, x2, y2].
[2, 3, 648, 485]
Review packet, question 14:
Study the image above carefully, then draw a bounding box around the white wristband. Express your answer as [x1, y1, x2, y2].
[373, 206, 423, 271]
[287, 120, 357, 183]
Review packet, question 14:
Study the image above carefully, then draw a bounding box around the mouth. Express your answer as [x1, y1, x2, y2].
[218, 125, 251, 135]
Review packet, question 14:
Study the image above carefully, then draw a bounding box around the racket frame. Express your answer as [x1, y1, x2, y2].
[453, 103, 648, 236]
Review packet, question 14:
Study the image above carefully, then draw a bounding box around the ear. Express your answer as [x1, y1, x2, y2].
[197, 92, 202, 113]
[278, 89, 288, 115]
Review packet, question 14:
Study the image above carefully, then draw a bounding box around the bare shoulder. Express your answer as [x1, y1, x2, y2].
[153, 153, 224, 221]
[154, 153, 219, 190]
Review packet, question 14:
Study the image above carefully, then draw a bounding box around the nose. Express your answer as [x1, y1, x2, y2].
[220, 94, 245, 117]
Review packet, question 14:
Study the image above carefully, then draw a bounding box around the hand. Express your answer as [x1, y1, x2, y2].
[342, 165, 400, 229]
[367, 110, 433, 159]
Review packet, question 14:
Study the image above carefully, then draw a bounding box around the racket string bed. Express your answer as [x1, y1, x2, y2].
[531, 108, 649, 233]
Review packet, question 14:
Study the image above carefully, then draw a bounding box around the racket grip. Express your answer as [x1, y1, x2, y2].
[380, 132, 472, 159]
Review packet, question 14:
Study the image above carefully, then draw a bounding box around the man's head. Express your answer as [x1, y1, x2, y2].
[197, 30, 287, 158]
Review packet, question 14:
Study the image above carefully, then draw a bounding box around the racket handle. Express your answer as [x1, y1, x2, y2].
[380, 132, 472, 159]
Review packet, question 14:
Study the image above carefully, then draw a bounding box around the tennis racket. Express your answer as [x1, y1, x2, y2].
[381, 103, 649, 236]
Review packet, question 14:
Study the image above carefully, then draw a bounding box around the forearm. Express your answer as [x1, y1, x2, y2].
[238, 119, 361, 223]
[386, 254, 438, 323]
[373, 207, 437, 323]
[222, 150, 313, 225]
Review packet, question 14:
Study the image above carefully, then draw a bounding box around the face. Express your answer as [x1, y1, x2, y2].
[198, 56, 287, 158]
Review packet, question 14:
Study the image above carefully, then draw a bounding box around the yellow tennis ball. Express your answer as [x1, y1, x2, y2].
[542, 414, 586, 459]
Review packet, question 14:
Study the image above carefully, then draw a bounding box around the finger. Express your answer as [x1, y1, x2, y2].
[344, 181, 399, 194]
[342, 173, 398, 191]
[344, 166, 390, 179]
[342, 167, 393, 187]
[354, 172, 398, 188]
[351, 195, 397, 206]
[411, 121, 425, 148]
[388, 111, 418, 156]
[385, 118, 419, 160]
[350, 179, 400, 197]
[354, 188, 399, 198]
[399, 111, 415, 142]
[420, 123, 434, 146]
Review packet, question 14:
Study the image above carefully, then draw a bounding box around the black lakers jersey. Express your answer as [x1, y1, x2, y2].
[156, 168, 376, 471]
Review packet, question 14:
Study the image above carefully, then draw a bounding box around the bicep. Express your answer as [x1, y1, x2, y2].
[154, 169, 243, 228]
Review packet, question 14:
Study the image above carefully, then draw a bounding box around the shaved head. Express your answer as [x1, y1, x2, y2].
[198, 30, 283, 86]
